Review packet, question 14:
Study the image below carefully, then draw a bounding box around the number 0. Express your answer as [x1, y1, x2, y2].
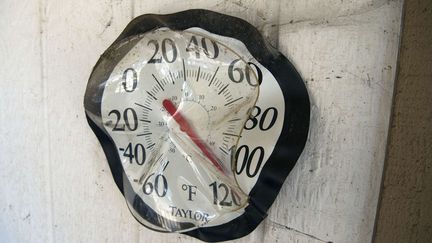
[122, 68, 137, 92]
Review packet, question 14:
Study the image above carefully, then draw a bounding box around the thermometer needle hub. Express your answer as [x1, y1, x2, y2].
[162, 99, 225, 174]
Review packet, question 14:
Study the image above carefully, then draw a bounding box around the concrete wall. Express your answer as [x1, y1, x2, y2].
[0, 0, 404, 242]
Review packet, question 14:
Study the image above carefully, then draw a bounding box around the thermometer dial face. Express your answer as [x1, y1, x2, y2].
[84, 9, 310, 242]
[101, 28, 259, 231]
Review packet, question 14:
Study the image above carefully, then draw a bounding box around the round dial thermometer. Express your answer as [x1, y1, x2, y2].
[84, 10, 310, 242]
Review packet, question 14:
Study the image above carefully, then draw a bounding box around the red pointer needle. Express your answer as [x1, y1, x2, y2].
[162, 99, 225, 174]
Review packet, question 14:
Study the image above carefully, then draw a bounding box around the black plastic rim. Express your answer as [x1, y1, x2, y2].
[84, 9, 310, 242]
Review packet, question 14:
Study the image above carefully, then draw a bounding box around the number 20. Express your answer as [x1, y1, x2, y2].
[108, 108, 138, 131]
[147, 39, 177, 63]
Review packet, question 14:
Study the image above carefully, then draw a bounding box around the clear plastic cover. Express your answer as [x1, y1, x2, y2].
[85, 10, 310, 242]
[89, 28, 260, 232]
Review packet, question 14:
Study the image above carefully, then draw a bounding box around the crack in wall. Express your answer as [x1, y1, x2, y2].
[264, 0, 398, 30]
[269, 220, 333, 243]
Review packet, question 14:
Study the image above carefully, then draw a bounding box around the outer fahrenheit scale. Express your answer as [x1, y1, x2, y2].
[100, 28, 259, 231]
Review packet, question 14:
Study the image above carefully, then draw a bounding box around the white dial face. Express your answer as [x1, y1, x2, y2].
[100, 28, 284, 231]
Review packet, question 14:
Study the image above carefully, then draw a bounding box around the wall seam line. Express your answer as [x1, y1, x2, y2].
[38, 0, 55, 242]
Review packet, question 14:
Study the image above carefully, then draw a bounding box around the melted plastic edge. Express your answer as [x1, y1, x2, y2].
[84, 9, 310, 242]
